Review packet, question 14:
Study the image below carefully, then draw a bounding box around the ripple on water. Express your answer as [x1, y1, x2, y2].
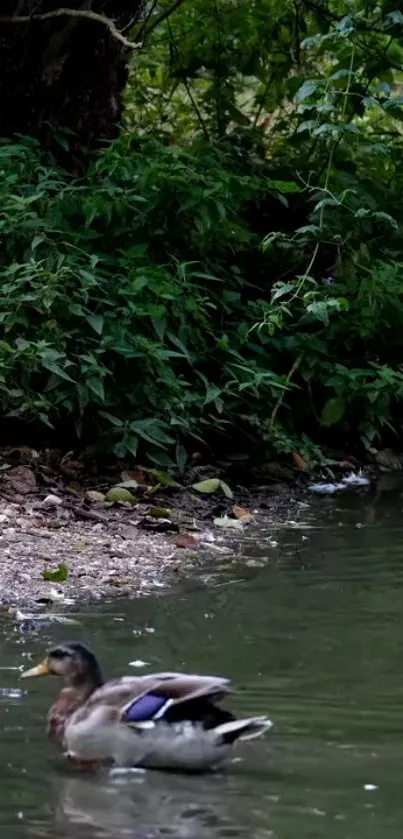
[1, 490, 403, 837]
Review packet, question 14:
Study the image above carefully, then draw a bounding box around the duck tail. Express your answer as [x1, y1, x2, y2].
[214, 715, 273, 745]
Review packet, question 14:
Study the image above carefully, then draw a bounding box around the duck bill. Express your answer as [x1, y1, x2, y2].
[21, 659, 50, 678]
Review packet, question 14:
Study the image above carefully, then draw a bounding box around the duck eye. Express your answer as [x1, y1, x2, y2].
[51, 648, 69, 660]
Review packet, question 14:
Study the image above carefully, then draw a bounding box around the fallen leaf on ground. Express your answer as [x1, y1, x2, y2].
[219, 480, 233, 499]
[213, 515, 243, 530]
[192, 478, 220, 493]
[146, 469, 179, 487]
[232, 505, 254, 522]
[145, 507, 173, 518]
[41, 563, 69, 582]
[172, 533, 199, 549]
[1, 446, 37, 463]
[41, 494, 63, 508]
[3, 466, 37, 494]
[121, 469, 148, 485]
[105, 487, 136, 503]
[292, 452, 309, 471]
[85, 490, 106, 502]
[115, 480, 139, 491]
[192, 478, 233, 498]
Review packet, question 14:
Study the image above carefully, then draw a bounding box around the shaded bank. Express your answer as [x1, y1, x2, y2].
[0, 459, 303, 610]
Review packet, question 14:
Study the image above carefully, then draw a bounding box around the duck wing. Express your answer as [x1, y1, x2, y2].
[71, 672, 231, 727]
[119, 673, 232, 725]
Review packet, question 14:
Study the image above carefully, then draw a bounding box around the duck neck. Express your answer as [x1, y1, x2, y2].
[70, 667, 104, 703]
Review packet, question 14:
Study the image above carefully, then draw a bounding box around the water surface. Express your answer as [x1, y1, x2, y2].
[1, 488, 403, 838]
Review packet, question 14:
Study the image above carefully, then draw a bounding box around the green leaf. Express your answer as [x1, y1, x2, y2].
[98, 411, 123, 427]
[192, 478, 221, 494]
[129, 420, 174, 446]
[219, 480, 233, 499]
[320, 397, 346, 427]
[122, 436, 139, 457]
[105, 486, 136, 503]
[147, 469, 179, 487]
[192, 478, 233, 498]
[306, 301, 330, 324]
[385, 10, 403, 26]
[87, 377, 105, 401]
[297, 80, 320, 102]
[296, 120, 316, 134]
[41, 361, 75, 382]
[266, 180, 301, 193]
[42, 563, 69, 582]
[86, 314, 104, 335]
[175, 442, 187, 475]
[31, 235, 45, 250]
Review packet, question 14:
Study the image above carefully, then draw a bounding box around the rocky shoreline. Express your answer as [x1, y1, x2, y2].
[0, 450, 307, 613]
[0, 442, 388, 613]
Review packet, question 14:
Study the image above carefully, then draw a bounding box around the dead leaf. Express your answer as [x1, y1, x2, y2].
[85, 490, 106, 502]
[233, 505, 254, 522]
[213, 515, 243, 530]
[292, 452, 309, 472]
[172, 533, 199, 549]
[115, 480, 139, 491]
[1, 445, 37, 463]
[59, 453, 83, 480]
[3, 465, 37, 495]
[121, 469, 148, 485]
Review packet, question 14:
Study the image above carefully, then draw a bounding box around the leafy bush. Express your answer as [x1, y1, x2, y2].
[2, 0, 403, 467]
[0, 136, 290, 466]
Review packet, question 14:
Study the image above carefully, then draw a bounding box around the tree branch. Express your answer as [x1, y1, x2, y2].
[135, 0, 159, 40]
[0, 7, 142, 50]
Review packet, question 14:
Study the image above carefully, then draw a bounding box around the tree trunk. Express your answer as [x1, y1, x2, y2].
[0, 2, 145, 164]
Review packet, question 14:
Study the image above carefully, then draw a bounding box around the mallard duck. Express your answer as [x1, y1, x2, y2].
[21, 641, 272, 772]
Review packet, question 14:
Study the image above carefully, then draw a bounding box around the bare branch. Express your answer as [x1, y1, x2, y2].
[0, 7, 142, 50]
[135, 0, 159, 40]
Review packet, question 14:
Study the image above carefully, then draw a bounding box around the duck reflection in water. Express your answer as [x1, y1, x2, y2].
[43, 769, 248, 839]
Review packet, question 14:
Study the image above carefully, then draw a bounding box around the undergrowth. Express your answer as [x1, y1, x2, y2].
[1, 1, 403, 469]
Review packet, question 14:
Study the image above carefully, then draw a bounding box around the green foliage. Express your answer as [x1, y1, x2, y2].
[3, 0, 403, 464]
[0, 136, 288, 464]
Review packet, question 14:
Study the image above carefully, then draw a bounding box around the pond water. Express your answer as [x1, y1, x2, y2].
[1, 486, 403, 838]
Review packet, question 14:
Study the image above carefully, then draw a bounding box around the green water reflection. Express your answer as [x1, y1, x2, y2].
[1, 489, 403, 837]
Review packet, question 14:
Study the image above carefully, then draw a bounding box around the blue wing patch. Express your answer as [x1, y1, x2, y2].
[122, 692, 168, 723]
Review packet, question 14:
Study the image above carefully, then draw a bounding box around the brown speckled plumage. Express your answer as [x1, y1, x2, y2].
[22, 641, 272, 771]
[46, 687, 82, 747]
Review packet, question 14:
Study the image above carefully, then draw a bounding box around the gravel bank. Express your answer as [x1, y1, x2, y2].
[0, 458, 304, 613]
[0, 500, 181, 610]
